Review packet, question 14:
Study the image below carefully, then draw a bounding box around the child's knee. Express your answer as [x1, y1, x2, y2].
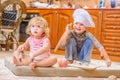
[84, 39, 92, 46]
[66, 38, 76, 47]
[69, 38, 76, 44]
[52, 56, 57, 63]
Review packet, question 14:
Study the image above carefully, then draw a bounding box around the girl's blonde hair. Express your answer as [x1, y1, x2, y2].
[26, 16, 50, 37]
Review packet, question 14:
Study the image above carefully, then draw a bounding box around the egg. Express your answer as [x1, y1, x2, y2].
[58, 59, 68, 67]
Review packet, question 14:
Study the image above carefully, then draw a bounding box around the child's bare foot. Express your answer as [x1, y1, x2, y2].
[29, 62, 36, 69]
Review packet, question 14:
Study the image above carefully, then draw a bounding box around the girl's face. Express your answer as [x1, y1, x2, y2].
[73, 22, 86, 34]
[30, 22, 44, 39]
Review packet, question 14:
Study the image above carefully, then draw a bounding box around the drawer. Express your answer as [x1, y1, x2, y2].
[102, 22, 120, 33]
[101, 33, 120, 47]
[102, 33, 120, 40]
[102, 42, 120, 48]
[103, 10, 120, 21]
[105, 47, 120, 56]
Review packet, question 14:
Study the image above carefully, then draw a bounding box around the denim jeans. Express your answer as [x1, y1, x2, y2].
[65, 38, 93, 63]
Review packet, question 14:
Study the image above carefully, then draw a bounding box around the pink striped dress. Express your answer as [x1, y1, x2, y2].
[28, 36, 50, 61]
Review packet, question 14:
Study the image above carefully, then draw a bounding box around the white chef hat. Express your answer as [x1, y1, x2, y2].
[73, 9, 95, 27]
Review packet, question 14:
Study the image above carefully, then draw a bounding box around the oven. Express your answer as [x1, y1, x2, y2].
[19, 12, 40, 42]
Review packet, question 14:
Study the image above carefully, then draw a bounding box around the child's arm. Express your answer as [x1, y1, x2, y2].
[61, 23, 73, 46]
[14, 38, 30, 63]
[87, 32, 111, 67]
[17, 38, 30, 52]
[99, 47, 111, 67]
[54, 23, 72, 51]
[59, 30, 70, 46]
[54, 23, 72, 52]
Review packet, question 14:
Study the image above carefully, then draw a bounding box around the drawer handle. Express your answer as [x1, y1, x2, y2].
[99, 11, 102, 14]
[54, 11, 57, 14]
[113, 26, 117, 29]
[112, 37, 116, 40]
[112, 49, 115, 51]
[114, 15, 118, 18]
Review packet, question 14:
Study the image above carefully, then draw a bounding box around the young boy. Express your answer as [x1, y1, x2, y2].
[60, 9, 111, 67]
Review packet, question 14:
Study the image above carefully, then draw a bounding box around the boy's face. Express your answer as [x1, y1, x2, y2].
[73, 22, 86, 34]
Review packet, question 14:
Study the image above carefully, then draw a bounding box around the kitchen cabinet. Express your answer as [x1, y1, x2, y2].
[87, 9, 102, 54]
[38, 9, 73, 48]
[26, 9, 102, 54]
[39, 9, 101, 52]
[102, 10, 120, 56]
[26, 8, 120, 58]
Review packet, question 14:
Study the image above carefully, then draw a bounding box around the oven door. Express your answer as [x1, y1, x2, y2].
[19, 12, 40, 42]
[19, 20, 29, 42]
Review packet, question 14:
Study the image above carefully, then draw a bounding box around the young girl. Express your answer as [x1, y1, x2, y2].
[60, 9, 111, 67]
[13, 16, 57, 69]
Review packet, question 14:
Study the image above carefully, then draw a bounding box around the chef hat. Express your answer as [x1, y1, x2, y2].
[73, 9, 95, 27]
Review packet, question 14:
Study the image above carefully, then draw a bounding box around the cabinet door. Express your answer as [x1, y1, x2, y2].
[102, 22, 120, 56]
[40, 9, 73, 49]
[87, 10, 102, 54]
[20, 9, 40, 43]
[57, 9, 73, 47]
[40, 9, 58, 48]
[102, 10, 120, 56]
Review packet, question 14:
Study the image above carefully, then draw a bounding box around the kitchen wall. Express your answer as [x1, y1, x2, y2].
[21, 0, 100, 8]
[73, 0, 99, 8]
[0, 0, 119, 8]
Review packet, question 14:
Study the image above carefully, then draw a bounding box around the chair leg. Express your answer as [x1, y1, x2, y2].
[11, 33, 19, 50]
[6, 40, 10, 51]
[0, 44, 2, 51]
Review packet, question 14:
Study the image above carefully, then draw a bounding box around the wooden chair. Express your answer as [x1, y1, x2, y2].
[0, 0, 27, 51]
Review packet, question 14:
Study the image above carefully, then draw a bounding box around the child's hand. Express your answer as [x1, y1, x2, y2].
[106, 59, 111, 67]
[66, 23, 73, 31]
[17, 45, 25, 52]
[29, 55, 34, 63]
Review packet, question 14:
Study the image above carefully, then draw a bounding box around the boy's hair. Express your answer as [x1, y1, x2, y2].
[26, 16, 50, 37]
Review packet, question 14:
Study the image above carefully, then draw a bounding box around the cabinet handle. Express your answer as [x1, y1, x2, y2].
[112, 37, 116, 40]
[99, 11, 102, 14]
[114, 15, 118, 18]
[113, 26, 117, 29]
[54, 11, 57, 14]
[112, 48, 115, 51]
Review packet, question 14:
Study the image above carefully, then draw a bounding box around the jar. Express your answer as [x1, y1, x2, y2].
[110, 0, 116, 8]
